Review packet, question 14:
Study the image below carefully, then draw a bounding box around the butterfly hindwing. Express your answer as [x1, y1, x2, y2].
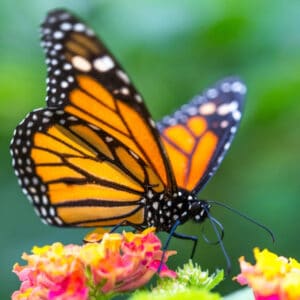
[10, 108, 167, 227]
[41, 9, 176, 193]
[157, 77, 246, 194]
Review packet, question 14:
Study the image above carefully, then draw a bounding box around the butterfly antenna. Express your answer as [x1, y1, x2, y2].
[201, 217, 225, 245]
[204, 206, 231, 274]
[207, 200, 275, 243]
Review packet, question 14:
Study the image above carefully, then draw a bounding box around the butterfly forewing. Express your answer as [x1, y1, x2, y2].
[157, 77, 246, 194]
[41, 9, 176, 193]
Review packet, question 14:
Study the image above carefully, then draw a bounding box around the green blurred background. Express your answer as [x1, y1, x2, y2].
[1, 0, 300, 298]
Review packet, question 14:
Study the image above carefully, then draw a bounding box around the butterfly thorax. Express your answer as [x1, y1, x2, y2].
[145, 190, 210, 232]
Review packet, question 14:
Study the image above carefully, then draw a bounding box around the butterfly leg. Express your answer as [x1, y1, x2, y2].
[157, 219, 182, 272]
[172, 232, 198, 259]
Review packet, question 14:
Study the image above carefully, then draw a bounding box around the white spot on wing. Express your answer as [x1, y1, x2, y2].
[134, 94, 142, 103]
[221, 82, 231, 93]
[105, 136, 113, 142]
[120, 87, 130, 95]
[217, 101, 238, 116]
[74, 23, 86, 32]
[149, 118, 155, 128]
[206, 88, 218, 99]
[61, 81, 68, 88]
[224, 142, 231, 150]
[231, 81, 247, 94]
[72, 56, 92, 72]
[54, 44, 62, 51]
[199, 102, 216, 115]
[187, 106, 198, 116]
[94, 56, 115, 72]
[55, 217, 63, 225]
[220, 120, 229, 128]
[147, 190, 154, 199]
[53, 31, 64, 39]
[63, 63, 72, 70]
[60, 22, 72, 31]
[54, 69, 61, 76]
[116, 69, 130, 84]
[232, 110, 241, 121]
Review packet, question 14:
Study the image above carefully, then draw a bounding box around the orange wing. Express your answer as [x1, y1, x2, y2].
[158, 77, 246, 194]
[10, 108, 165, 227]
[41, 9, 176, 193]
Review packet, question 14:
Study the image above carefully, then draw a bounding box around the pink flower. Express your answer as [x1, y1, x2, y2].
[12, 228, 176, 299]
[12, 243, 88, 300]
[80, 228, 177, 293]
[235, 248, 300, 300]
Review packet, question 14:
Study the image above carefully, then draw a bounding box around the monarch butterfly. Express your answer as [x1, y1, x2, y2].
[10, 10, 246, 247]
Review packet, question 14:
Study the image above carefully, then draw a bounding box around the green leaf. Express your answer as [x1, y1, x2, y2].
[155, 260, 224, 292]
[128, 261, 224, 300]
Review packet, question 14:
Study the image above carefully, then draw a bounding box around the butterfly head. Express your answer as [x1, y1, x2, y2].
[188, 197, 211, 224]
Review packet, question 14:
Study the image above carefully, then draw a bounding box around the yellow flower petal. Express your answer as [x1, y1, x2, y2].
[141, 227, 156, 235]
[101, 233, 123, 253]
[254, 248, 289, 279]
[236, 248, 300, 299]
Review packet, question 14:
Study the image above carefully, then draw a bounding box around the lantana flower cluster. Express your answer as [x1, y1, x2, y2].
[236, 248, 300, 300]
[12, 228, 176, 300]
